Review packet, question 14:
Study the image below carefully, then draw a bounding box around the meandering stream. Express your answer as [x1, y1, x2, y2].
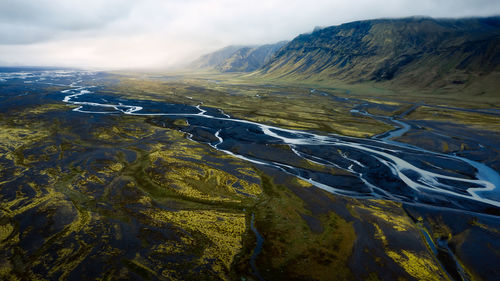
[3, 70, 500, 216]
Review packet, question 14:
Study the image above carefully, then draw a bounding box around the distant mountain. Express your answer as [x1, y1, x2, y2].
[190, 41, 288, 72]
[189, 45, 244, 70]
[257, 17, 500, 91]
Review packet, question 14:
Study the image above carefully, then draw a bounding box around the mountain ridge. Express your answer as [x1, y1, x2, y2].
[256, 16, 500, 93]
[189, 41, 288, 72]
[190, 16, 500, 95]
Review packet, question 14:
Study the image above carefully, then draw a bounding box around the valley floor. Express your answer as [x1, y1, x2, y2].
[0, 69, 499, 280]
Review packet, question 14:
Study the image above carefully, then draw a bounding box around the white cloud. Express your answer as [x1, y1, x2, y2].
[0, 0, 499, 69]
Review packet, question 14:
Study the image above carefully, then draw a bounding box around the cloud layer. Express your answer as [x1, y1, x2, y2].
[0, 0, 499, 69]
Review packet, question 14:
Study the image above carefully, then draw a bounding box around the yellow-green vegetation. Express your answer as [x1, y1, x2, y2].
[2, 71, 494, 281]
[363, 99, 401, 107]
[351, 200, 447, 280]
[176, 70, 500, 110]
[470, 218, 500, 235]
[0, 113, 262, 280]
[407, 106, 500, 132]
[358, 200, 415, 232]
[386, 250, 441, 281]
[144, 209, 246, 275]
[243, 176, 356, 280]
[146, 133, 262, 204]
[0, 124, 49, 156]
[0, 182, 90, 280]
[93, 121, 164, 141]
[19, 103, 70, 116]
[0, 224, 14, 241]
[113, 75, 393, 137]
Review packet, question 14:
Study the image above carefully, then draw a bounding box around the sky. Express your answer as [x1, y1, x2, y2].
[0, 0, 499, 69]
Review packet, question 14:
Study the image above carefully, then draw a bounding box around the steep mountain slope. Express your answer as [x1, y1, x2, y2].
[257, 17, 500, 91]
[189, 45, 245, 70]
[190, 41, 287, 72]
[216, 41, 288, 72]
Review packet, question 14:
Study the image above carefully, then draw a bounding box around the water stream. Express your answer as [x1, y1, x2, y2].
[57, 83, 500, 216]
[3, 69, 500, 280]
[3, 70, 499, 214]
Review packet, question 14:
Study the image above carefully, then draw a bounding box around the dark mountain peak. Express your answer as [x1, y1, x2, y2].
[189, 45, 248, 69]
[260, 16, 500, 90]
[189, 41, 288, 72]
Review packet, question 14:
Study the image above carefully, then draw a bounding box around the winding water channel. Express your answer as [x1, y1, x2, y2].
[55, 78, 500, 217]
[2, 70, 500, 216]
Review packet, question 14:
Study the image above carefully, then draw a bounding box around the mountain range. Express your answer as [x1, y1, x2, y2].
[189, 41, 288, 72]
[191, 17, 500, 94]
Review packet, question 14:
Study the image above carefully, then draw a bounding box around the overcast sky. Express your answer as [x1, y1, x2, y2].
[0, 0, 499, 69]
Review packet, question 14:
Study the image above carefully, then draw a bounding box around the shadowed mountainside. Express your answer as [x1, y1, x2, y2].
[256, 17, 500, 92]
[190, 41, 288, 72]
[189, 45, 244, 70]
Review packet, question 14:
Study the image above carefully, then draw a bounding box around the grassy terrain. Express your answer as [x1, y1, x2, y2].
[127, 69, 500, 108]
[1, 71, 499, 280]
[406, 106, 500, 132]
[0, 96, 446, 281]
[112, 72, 397, 138]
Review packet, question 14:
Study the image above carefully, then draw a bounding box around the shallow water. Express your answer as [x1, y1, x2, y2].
[3, 69, 500, 216]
